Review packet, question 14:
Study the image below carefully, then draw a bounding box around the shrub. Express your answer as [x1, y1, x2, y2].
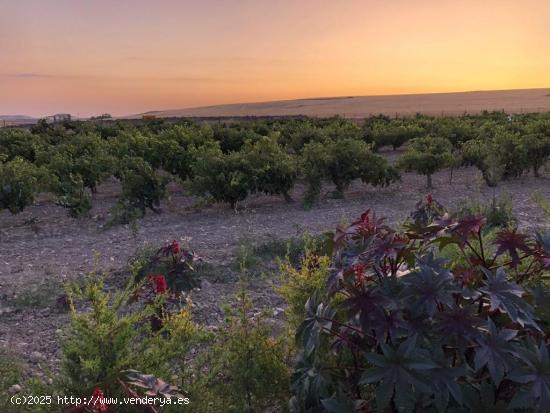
[301, 141, 330, 206]
[108, 130, 152, 163]
[452, 193, 517, 230]
[244, 136, 298, 201]
[461, 139, 502, 187]
[189, 141, 252, 208]
[211, 124, 262, 153]
[278, 248, 330, 329]
[522, 132, 550, 177]
[61, 272, 202, 404]
[280, 122, 327, 153]
[290, 200, 550, 412]
[493, 131, 529, 179]
[0, 157, 49, 214]
[301, 139, 398, 205]
[0, 128, 40, 161]
[398, 136, 453, 188]
[366, 122, 424, 150]
[68, 134, 114, 193]
[36, 150, 94, 217]
[55, 173, 93, 218]
[116, 157, 169, 215]
[462, 131, 532, 186]
[190, 288, 291, 413]
[322, 138, 375, 197]
[129, 239, 201, 293]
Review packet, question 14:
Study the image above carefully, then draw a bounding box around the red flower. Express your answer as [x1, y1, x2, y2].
[91, 388, 108, 413]
[353, 263, 366, 288]
[171, 240, 181, 255]
[426, 193, 433, 206]
[149, 274, 168, 294]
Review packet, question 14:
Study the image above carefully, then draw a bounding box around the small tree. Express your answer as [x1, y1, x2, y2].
[523, 133, 550, 177]
[325, 138, 373, 197]
[191, 288, 291, 413]
[301, 139, 399, 205]
[493, 131, 529, 179]
[398, 136, 453, 188]
[189, 141, 252, 208]
[461, 139, 502, 187]
[301, 141, 330, 207]
[0, 128, 40, 162]
[61, 272, 201, 402]
[69, 133, 114, 193]
[244, 136, 298, 202]
[0, 157, 49, 214]
[116, 157, 169, 215]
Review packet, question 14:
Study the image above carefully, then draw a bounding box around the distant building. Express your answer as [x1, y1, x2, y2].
[91, 113, 112, 120]
[52, 113, 71, 122]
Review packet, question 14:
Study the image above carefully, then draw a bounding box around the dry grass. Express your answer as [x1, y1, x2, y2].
[133, 88, 550, 119]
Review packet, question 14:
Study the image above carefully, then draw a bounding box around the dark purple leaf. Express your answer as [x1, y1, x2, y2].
[479, 268, 537, 328]
[494, 229, 532, 267]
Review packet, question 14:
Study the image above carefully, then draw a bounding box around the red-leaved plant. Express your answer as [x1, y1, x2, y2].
[133, 239, 201, 294]
[290, 196, 550, 413]
[149, 274, 168, 295]
[65, 371, 185, 413]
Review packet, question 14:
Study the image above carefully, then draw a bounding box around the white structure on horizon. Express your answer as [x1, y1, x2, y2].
[52, 113, 71, 122]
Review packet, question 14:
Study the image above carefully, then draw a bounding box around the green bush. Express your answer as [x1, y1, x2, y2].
[522, 132, 550, 177]
[461, 139, 502, 187]
[116, 157, 169, 215]
[55, 173, 93, 218]
[301, 141, 330, 206]
[61, 272, 202, 404]
[244, 135, 298, 201]
[189, 141, 252, 208]
[0, 129, 40, 162]
[0, 157, 49, 214]
[398, 136, 453, 188]
[190, 289, 291, 413]
[67, 134, 114, 193]
[36, 150, 94, 217]
[493, 131, 529, 179]
[301, 138, 399, 205]
[365, 121, 424, 150]
[278, 249, 330, 329]
[461, 130, 533, 186]
[280, 121, 327, 153]
[452, 193, 517, 230]
[211, 124, 262, 153]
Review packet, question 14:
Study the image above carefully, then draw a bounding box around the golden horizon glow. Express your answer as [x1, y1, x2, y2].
[1, 0, 549, 117]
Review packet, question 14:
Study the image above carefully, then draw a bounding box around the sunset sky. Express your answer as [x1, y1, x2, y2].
[1, 0, 549, 117]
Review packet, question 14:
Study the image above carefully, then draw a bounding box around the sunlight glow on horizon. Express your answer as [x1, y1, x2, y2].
[1, 0, 549, 117]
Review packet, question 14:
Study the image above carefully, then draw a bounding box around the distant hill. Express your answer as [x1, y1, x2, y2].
[0, 115, 37, 125]
[129, 88, 550, 119]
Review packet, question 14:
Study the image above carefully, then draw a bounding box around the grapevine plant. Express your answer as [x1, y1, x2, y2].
[290, 196, 550, 412]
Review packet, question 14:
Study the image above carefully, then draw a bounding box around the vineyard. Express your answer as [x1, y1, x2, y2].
[1, 112, 550, 412]
[1, 111, 549, 218]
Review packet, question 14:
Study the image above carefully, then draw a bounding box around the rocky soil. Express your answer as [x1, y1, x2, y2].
[1, 151, 548, 376]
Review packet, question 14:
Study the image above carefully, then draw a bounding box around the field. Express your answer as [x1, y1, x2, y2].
[1, 148, 549, 362]
[1, 114, 550, 411]
[135, 88, 550, 119]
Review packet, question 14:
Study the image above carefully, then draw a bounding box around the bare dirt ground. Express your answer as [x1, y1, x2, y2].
[0, 150, 549, 375]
